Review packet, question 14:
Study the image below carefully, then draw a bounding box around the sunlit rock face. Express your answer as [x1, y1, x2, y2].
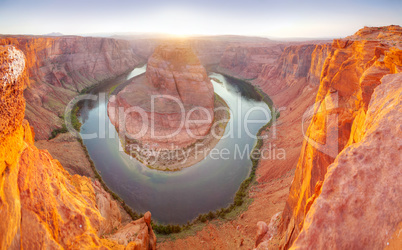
[108, 43, 215, 150]
[291, 72, 402, 249]
[0, 46, 26, 140]
[0, 45, 156, 249]
[258, 25, 402, 249]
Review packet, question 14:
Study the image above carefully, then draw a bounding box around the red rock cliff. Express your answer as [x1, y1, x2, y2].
[290, 72, 402, 249]
[127, 36, 275, 66]
[258, 25, 402, 249]
[255, 43, 331, 97]
[217, 41, 331, 109]
[0, 36, 144, 139]
[218, 44, 285, 79]
[0, 45, 156, 249]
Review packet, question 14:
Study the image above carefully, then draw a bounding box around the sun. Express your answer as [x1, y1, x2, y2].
[164, 27, 197, 37]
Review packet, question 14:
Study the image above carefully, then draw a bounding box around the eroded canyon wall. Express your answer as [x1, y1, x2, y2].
[290, 71, 402, 249]
[0, 36, 144, 139]
[217, 41, 331, 108]
[254, 25, 402, 249]
[254, 43, 330, 96]
[218, 44, 285, 79]
[0, 45, 156, 249]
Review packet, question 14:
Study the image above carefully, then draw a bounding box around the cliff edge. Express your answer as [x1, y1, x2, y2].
[255, 25, 402, 249]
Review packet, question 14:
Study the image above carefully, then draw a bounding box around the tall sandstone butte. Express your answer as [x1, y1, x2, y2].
[272, 25, 402, 248]
[0, 45, 156, 249]
[108, 43, 215, 150]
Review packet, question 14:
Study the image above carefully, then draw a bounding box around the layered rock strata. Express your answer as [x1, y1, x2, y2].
[217, 41, 331, 109]
[253, 43, 331, 97]
[218, 44, 285, 79]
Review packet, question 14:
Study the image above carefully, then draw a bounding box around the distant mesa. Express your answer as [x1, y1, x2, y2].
[346, 25, 402, 40]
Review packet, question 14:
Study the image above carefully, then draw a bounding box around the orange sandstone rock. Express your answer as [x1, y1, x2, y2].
[291, 72, 402, 249]
[276, 25, 402, 249]
[0, 45, 26, 140]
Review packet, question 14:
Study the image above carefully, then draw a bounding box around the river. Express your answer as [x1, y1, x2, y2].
[78, 65, 271, 224]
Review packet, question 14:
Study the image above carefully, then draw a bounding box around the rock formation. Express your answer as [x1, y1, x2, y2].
[158, 39, 330, 250]
[218, 44, 285, 79]
[153, 26, 401, 250]
[3, 25, 400, 249]
[108, 43, 215, 150]
[217, 40, 332, 109]
[0, 36, 144, 139]
[254, 25, 402, 249]
[0, 45, 156, 249]
[291, 72, 402, 249]
[2, 34, 273, 140]
[254, 43, 331, 96]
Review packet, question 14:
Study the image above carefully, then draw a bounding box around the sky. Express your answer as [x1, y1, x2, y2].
[0, 0, 401, 38]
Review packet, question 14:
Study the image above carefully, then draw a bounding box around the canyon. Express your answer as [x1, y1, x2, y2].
[0, 35, 270, 141]
[0, 25, 401, 249]
[158, 36, 332, 250]
[159, 26, 402, 249]
[274, 25, 402, 249]
[0, 45, 156, 249]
